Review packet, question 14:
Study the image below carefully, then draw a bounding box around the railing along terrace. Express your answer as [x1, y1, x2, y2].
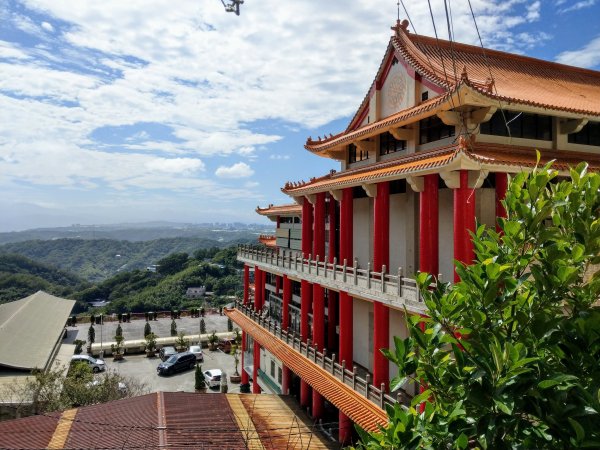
[236, 301, 412, 413]
[238, 244, 425, 313]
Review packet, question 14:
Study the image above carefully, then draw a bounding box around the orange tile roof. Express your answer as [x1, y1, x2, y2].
[283, 143, 600, 196]
[258, 234, 277, 248]
[306, 23, 600, 154]
[256, 203, 302, 217]
[225, 308, 389, 432]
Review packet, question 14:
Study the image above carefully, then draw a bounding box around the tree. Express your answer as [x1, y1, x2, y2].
[157, 252, 189, 276]
[144, 321, 151, 339]
[115, 323, 123, 338]
[170, 319, 177, 337]
[1, 364, 148, 417]
[195, 364, 206, 390]
[355, 162, 600, 449]
[88, 324, 95, 345]
[200, 318, 206, 335]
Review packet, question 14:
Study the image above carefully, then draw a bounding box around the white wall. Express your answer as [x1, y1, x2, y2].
[389, 193, 407, 274]
[353, 297, 373, 371]
[439, 188, 454, 282]
[353, 197, 373, 268]
[380, 61, 415, 118]
[388, 307, 410, 381]
[477, 188, 496, 229]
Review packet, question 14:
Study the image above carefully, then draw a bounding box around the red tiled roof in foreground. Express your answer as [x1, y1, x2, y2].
[226, 308, 389, 432]
[283, 143, 600, 196]
[0, 392, 334, 450]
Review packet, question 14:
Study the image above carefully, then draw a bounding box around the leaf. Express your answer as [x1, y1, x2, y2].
[410, 389, 431, 408]
[568, 417, 585, 443]
[456, 433, 469, 449]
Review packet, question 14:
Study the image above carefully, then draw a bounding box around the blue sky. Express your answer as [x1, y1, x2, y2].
[1, 0, 599, 231]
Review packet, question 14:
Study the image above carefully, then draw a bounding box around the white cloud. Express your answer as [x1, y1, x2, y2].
[270, 154, 290, 160]
[556, 36, 600, 68]
[145, 157, 205, 174]
[215, 162, 255, 179]
[559, 0, 596, 13]
[41, 21, 54, 32]
[0, 40, 30, 59]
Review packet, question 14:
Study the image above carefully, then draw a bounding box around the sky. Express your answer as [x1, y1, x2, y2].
[1, 0, 599, 232]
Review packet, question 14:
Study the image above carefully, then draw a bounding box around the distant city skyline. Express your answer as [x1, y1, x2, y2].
[1, 0, 599, 231]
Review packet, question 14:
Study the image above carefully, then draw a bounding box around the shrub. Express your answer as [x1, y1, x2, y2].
[144, 322, 151, 339]
[195, 364, 206, 390]
[73, 339, 86, 355]
[115, 324, 123, 338]
[200, 318, 206, 335]
[87, 325, 95, 345]
[170, 319, 177, 337]
[227, 318, 233, 332]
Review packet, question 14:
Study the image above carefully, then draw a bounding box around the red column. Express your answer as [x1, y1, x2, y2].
[301, 198, 313, 259]
[300, 279, 312, 408]
[454, 170, 476, 282]
[373, 182, 390, 390]
[252, 340, 261, 393]
[327, 292, 337, 356]
[313, 192, 326, 261]
[419, 174, 439, 275]
[243, 265, 249, 305]
[254, 266, 261, 311]
[282, 275, 291, 330]
[241, 331, 249, 386]
[338, 187, 354, 445]
[328, 193, 337, 263]
[275, 275, 280, 296]
[495, 172, 508, 233]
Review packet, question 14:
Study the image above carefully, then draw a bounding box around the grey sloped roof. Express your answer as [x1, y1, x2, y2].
[0, 291, 75, 371]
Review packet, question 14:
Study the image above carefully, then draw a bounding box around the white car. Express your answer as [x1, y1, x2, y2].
[204, 369, 222, 389]
[189, 345, 204, 362]
[71, 354, 106, 373]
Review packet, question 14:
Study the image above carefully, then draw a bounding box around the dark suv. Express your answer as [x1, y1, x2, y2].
[156, 352, 196, 376]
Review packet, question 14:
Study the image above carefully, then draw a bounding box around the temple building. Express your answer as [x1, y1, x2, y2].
[227, 20, 600, 445]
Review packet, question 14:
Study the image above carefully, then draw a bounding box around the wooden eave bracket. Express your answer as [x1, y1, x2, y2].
[361, 183, 377, 198]
[440, 170, 489, 189]
[406, 176, 424, 192]
[353, 139, 376, 153]
[329, 189, 343, 201]
[293, 196, 304, 205]
[388, 127, 412, 141]
[437, 106, 497, 127]
[305, 194, 317, 205]
[560, 118, 588, 134]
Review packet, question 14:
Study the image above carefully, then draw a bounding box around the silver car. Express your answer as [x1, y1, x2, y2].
[71, 354, 106, 373]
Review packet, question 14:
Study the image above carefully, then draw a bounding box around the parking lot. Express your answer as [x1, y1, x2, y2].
[64, 313, 242, 394]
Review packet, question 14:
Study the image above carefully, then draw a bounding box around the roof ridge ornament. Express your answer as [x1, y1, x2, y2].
[391, 19, 409, 37]
[461, 65, 469, 81]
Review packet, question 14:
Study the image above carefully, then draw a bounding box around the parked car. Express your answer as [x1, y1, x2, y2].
[188, 345, 204, 362]
[71, 355, 106, 373]
[204, 369, 222, 388]
[87, 379, 128, 396]
[156, 352, 196, 376]
[218, 338, 236, 353]
[159, 346, 177, 361]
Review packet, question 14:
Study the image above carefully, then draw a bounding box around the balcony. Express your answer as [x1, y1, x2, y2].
[230, 301, 412, 428]
[238, 245, 426, 314]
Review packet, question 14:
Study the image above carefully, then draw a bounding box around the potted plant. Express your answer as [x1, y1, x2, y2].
[145, 332, 157, 357]
[170, 319, 177, 337]
[73, 339, 86, 355]
[112, 334, 125, 361]
[195, 364, 206, 392]
[175, 331, 188, 352]
[115, 323, 123, 338]
[208, 331, 218, 351]
[200, 318, 206, 336]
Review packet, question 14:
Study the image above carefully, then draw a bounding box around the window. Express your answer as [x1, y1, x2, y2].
[379, 131, 407, 155]
[568, 121, 600, 146]
[480, 111, 552, 141]
[278, 367, 282, 384]
[421, 91, 429, 101]
[348, 143, 369, 163]
[270, 360, 275, 378]
[419, 116, 455, 144]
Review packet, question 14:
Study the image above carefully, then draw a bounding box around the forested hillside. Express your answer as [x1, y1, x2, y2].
[74, 247, 243, 313]
[0, 254, 89, 304]
[0, 237, 250, 281]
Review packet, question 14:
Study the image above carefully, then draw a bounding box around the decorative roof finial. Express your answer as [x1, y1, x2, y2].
[391, 19, 405, 37]
[461, 65, 469, 81]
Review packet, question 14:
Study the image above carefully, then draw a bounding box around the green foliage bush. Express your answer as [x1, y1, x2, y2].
[355, 162, 600, 449]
